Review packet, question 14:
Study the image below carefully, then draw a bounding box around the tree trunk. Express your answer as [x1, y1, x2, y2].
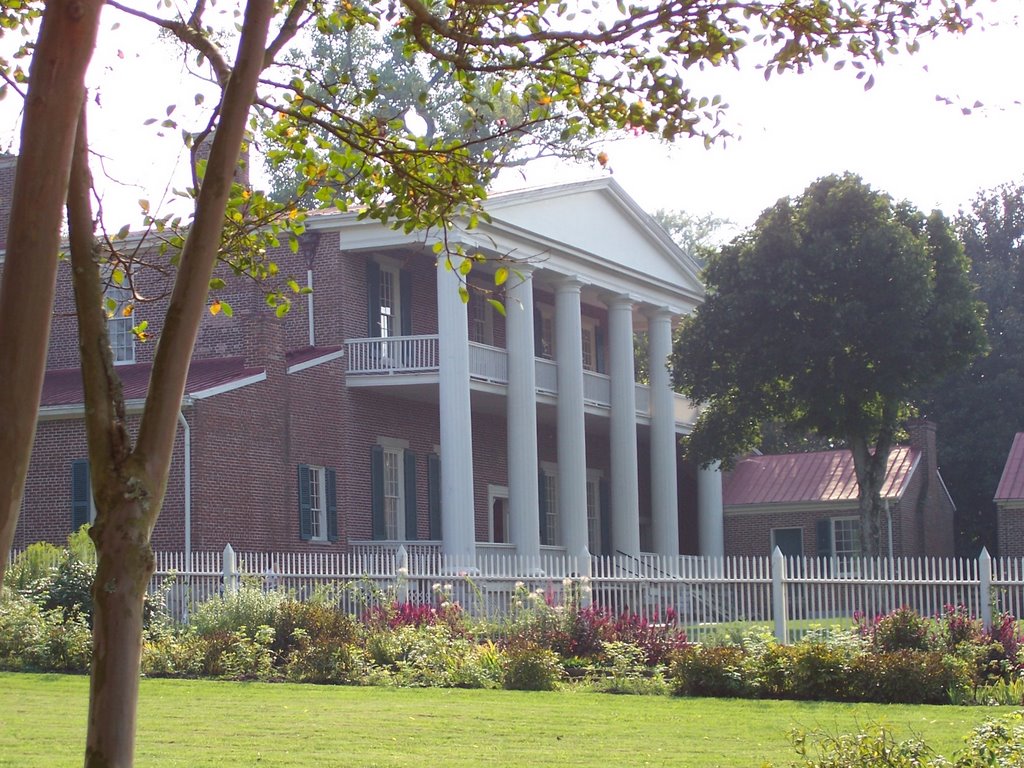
[0, 0, 104, 585]
[848, 410, 897, 558]
[68, 2, 276, 765]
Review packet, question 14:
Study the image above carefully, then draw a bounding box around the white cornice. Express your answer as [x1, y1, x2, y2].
[286, 348, 345, 375]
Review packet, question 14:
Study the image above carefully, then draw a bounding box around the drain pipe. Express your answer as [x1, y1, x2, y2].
[178, 410, 192, 571]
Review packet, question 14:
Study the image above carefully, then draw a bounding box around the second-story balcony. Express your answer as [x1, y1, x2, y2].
[345, 335, 698, 430]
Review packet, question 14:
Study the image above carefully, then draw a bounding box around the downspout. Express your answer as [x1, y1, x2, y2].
[307, 268, 315, 347]
[178, 410, 192, 574]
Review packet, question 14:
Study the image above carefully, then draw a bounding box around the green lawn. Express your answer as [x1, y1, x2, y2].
[0, 672, 1013, 767]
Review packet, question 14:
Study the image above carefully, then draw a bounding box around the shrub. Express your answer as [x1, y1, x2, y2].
[956, 709, 1024, 767]
[273, 598, 359, 659]
[36, 610, 92, 673]
[670, 645, 751, 698]
[872, 606, 932, 652]
[502, 641, 562, 691]
[284, 631, 369, 685]
[590, 641, 669, 696]
[788, 641, 855, 701]
[0, 592, 47, 670]
[785, 723, 941, 768]
[4, 541, 61, 594]
[29, 556, 95, 625]
[141, 627, 206, 678]
[985, 612, 1024, 669]
[851, 650, 969, 704]
[190, 582, 285, 639]
[939, 604, 982, 652]
[741, 632, 796, 699]
[220, 625, 277, 681]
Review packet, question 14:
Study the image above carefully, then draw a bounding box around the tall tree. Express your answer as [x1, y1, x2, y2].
[0, 1, 985, 765]
[673, 174, 987, 555]
[922, 181, 1024, 554]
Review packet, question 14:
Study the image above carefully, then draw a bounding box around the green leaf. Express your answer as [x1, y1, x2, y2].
[487, 298, 506, 317]
[494, 266, 509, 286]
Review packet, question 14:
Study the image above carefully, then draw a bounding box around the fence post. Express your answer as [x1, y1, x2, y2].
[223, 543, 238, 595]
[580, 554, 593, 610]
[771, 547, 788, 644]
[396, 545, 410, 604]
[979, 547, 993, 632]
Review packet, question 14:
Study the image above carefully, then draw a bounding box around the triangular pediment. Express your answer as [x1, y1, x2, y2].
[480, 178, 704, 302]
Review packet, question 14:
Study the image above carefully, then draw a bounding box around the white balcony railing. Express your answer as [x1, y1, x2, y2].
[345, 335, 697, 426]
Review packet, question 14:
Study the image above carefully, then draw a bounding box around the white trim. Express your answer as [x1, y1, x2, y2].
[306, 268, 315, 347]
[286, 348, 345, 375]
[38, 398, 148, 421]
[377, 435, 410, 450]
[190, 371, 267, 400]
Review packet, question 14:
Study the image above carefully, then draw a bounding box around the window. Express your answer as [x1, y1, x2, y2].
[379, 266, 399, 342]
[540, 464, 560, 546]
[382, 447, 404, 540]
[307, 466, 327, 541]
[586, 473, 601, 555]
[371, 440, 417, 541]
[536, 306, 555, 359]
[105, 281, 135, 364]
[469, 290, 494, 345]
[581, 318, 602, 372]
[298, 464, 337, 543]
[71, 459, 95, 530]
[832, 517, 861, 559]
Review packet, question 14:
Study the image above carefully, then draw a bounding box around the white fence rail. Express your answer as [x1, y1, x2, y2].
[8, 545, 1010, 642]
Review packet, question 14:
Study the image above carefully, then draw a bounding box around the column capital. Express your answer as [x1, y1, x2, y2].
[601, 291, 639, 310]
[641, 304, 675, 322]
[554, 274, 585, 294]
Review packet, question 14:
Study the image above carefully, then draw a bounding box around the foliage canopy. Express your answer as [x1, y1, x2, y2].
[673, 173, 987, 552]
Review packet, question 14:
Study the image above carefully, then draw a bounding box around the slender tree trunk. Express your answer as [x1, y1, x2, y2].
[66, 3, 276, 764]
[0, 0, 104, 585]
[849, 409, 897, 558]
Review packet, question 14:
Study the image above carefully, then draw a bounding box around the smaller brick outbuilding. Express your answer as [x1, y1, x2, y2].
[723, 420, 956, 558]
[995, 432, 1024, 557]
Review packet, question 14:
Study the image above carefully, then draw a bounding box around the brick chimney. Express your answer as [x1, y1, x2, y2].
[0, 153, 18, 252]
[906, 418, 955, 556]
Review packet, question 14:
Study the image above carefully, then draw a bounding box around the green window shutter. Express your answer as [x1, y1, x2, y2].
[325, 468, 338, 542]
[533, 306, 543, 357]
[298, 465, 312, 541]
[538, 470, 549, 546]
[399, 269, 413, 337]
[404, 451, 417, 541]
[366, 260, 381, 337]
[599, 477, 612, 556]
[71, 459, 90, 531]
[427, 453, 442, 540]
[370, 445, 385, 540]
[816, 519, 832, 559]
[595, 326, 606, 374]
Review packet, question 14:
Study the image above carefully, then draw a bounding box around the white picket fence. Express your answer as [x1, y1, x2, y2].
[9, 545, 1019, 642]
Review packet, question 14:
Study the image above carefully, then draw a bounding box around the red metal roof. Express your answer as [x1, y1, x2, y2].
[40, 357, 263, 407]
[994, 433, 1024, 502]
[284, 345, 343, 368]
[723, 446, 919, 507]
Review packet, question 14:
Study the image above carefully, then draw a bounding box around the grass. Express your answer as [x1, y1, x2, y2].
[0, 672, 1015, 767]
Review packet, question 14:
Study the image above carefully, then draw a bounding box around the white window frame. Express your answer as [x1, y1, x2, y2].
[306, 465, 327, 542]
[487, 484, 510, 544]
[105, 280, 135, 365]
[469, 289, 495, 346]
[537, 305, 555, 360]
[377, 437, 409, 541]
[581, 317, 599, 372]
[831, 516, 861, 559]
[541, 461, 560, 546]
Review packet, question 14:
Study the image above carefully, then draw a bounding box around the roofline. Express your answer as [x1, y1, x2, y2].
[38, 398, 148, 421]
[895, 451, 922, 498]
[188, 371, 267, 400]
[286, 348, 345, 375]
[724, 497, 902, 516]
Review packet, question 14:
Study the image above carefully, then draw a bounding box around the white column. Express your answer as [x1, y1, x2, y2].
[506, 266, 541, 559]
[437, 257, 476, 562]
[698, 463, 725, 557]
[606, 293, 641, 557]
[556, 277, 589, 561]
[646, 307, 679, 558]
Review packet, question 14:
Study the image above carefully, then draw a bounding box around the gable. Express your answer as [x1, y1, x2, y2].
[478, 178, 704, 300]
[995, 432, 1024, 503]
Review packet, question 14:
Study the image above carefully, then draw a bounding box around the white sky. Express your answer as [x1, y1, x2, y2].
[0, 3, 1021, 235]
